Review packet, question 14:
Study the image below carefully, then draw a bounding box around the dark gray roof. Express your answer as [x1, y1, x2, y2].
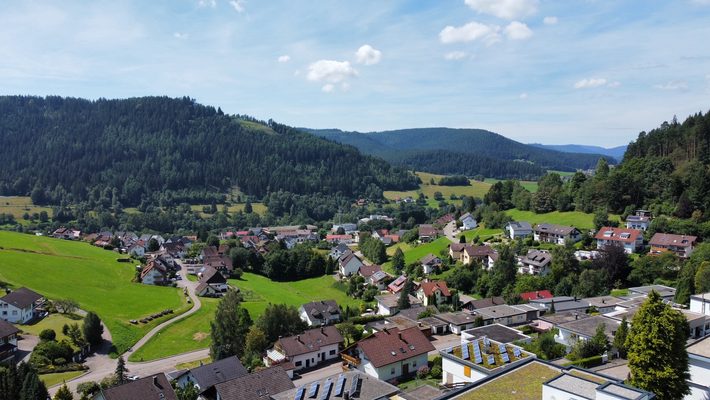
[102, 374, 177, 400]
[539, 310, 593, 325]
[276, 325, 343, 357]
[212, 365, 294, 400]
[0, 318, 21, 338]
[557, 315, 617, 339]
[507, 221, 532, 230]
[271, 370, 399, 400]
[474, 305, 527, 319]
[190, 355, 247, 392]
[398, 384, 443, 400]
[397, 306, 438, 321]
[463, 297, 506, 310]
[434, 312, 482, 326]
[461, 323, 531, 344]
[0, 287, 42, 309]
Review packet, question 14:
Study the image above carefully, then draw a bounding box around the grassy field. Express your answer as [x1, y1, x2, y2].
[129, 297, 220, 362]
[0, 231, 189, 356]
[460, 361, 561, 400]
[383, 237, 453, 273]
[39, 371, 85, 387]
[0, 196, 54, 221]
[456, 227, 505, 240]
[384, 172, 491, 203]
[504, 209, 619, 230]
[189, 203, 267, 216]
[175, 357, 211, 370]
[228, 273, 363, 321]
[484, 178, 538, 192]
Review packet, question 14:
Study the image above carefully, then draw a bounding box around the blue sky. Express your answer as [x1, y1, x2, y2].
[1, 0, 709, 147]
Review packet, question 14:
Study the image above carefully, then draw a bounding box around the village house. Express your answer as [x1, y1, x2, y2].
[626, 214, 651, 231]
[375, 293, 422, 316]
[338, 252, 364, 277]
[340, 326, 435, 381]
[649, 232, 698, 259]
[520, 290, 553, 302]
[92, 374, 177, 400]
[518, 249, 553, 275]
[358, 265, 390, 290]
[461, 296, 506, 313]
[126, 242, 146, 257]
[418, 224, 440, 242]
[448, 243, 466, 260]
[266, 326, 343, 371]
[459, 213, 477, 231]
[595, 227, 644, 254]
[206, 365, 294, 400]
[169, 355, 247, 393]
[461, 245, 496, 267]
[505, 221, 533, 239]
[461, 323, 533, 346]
[553, 314, 619, 354]
[416, 281, 451, 307]
[299, 300, 342, 326]
[195, 267, 229, 296]
[420, 253, 442, 274]
[533, 223, 582, 245]
[0, 318, 21, 362]
[434, 312, 483, 335]
[52, 227, 78, 240]
[0, 287, 43, 324]
[387, 275, 411, 294]
[583, 296, 626, 314]
[140, 261, 169, 286]
[270, 370, 399, 400]
[473, 305, 528, 327]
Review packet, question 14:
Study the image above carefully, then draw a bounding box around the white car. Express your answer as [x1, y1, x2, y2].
[127, 375, 139, 381]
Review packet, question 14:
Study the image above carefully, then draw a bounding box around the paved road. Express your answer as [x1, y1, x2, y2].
[443, 221, 458, 243]
[48, 265, 206, 398]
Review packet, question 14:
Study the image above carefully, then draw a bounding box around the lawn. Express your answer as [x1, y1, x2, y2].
[39, 371, 85, 387]
[175, 357, 211, 370]
[484, 179, 538, 192]
[129, 297, 220, 362]
[504, 209, 620, 230]
[228, 273, 363, 321]
[383, 237, 452, 273]
[610, 288, 629, 297]
[18, 313, 86, 351]
[456, 228, 505, 240]
[0, 196, 54, 220]
[384, 172, 491, 203]
[0, 231, 189, 356]
[460, 361, 561, 400]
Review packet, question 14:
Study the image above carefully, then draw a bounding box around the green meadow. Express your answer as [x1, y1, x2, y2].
[504, 209, 619, 230]
[0, 231, 189, 356]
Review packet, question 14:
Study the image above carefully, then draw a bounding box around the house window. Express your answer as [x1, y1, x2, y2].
[413, 360, 417, 367]
[391, 367, 395, 375]
[12, 311, 17, 316]
[329, 350, 336, 355]
[1, 311, 5, 316]
[295, 361, 302, 367]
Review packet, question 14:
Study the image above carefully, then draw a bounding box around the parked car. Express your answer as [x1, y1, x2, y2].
[128, 375, 139, 381]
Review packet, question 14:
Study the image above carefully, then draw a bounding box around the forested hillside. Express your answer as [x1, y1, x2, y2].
[303, 127, 614, 175]
[0, 96, 418, 210]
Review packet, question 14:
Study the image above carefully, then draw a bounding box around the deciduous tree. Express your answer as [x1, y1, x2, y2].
[255, 303, 307, 345]
[82, 311, 104, 346]
[210, 290, 252, 360]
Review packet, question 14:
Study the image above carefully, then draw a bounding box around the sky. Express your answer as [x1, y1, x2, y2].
[1, 1, 709, 147]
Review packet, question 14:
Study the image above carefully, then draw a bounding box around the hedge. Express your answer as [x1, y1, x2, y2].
[348, 315, 385, 325]
[563, 355, 603, 369]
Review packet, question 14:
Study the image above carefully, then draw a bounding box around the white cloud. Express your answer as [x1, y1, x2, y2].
[354, 45, 382, 66]
[277, 55, 290, 63]
[607, 81, 621, 88]
[341, 82, 350, 91]
[543, 16, 558, 25]
[504, 21, 533, 40]
[173, 32, 188, 40]
[307, 60, 358, 83]
[229, 0, 244, 12]
[199, 0, 216, 8]
[520, 92, 529, 99]
[465, 0, 538, 19]
[322, 84, 335, 93]
[574, 78, 608, 89]
[652, 80, 688, 90]
[445, 51, 468, 60]
[440, 22, 501, 45]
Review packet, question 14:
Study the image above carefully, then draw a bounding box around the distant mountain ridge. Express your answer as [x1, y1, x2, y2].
[528, 143, 627, 161]
[302, 127, 615, 178]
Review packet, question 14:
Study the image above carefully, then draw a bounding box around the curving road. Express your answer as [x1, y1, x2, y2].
[48, 265, 209, 398]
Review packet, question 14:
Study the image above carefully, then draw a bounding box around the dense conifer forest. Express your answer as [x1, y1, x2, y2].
[0, 95, 418, 208]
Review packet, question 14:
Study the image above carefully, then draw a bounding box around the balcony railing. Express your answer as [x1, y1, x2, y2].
[341, 353, 361, 365]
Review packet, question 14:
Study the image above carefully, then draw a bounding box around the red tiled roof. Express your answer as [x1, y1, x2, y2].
[594, 227, 642, 243]
[649, 233, 697, 248]
[141, 261, 167, 279]
[356, 327, 435, 368]
[419, 281, 451, 297]
[520, 290, 553, 301]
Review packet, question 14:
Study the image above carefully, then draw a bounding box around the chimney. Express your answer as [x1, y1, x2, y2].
[297, 335, 301, 341]
[321, 327, 324, 334]
[536, 291, 540, 299]
[398, 332, 402, 341]
[344, 390, 350, 400]
[574, 296, 577, 302]
[383, 328, 389, 334]
[153, 376, 158, 386]
[574, 312, 578, 320]
[602, 299, 605, 304]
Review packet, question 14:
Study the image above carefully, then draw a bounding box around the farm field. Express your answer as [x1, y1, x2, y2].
[384, 172, 491, 203]
[228, 273, 362, 320]
[504, 209, 619, 230]
[0, 231, 189, 356]
[0, 196, 53, 220]
[129, 297, 220, 362]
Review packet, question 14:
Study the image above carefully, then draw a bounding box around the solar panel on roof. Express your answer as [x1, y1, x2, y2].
[499, 344, 506, 354]
[513, 347, 522, 358]
[462, 345, 470, 360]
[309, 382, 319, 398]
[295, 386, 305, 400]
[334, 376, 346, 396]
[350, 374, 360, 396]
[501, 352, 510, 363]
[484, 338, 490, 347]
[321, 379, 332, 400]
[487, 355, 495, 365]
[474, 350, 482, 364]
[446, 347, 452, 353]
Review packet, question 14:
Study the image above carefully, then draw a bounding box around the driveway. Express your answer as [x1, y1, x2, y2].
[443, 222, 458, 243]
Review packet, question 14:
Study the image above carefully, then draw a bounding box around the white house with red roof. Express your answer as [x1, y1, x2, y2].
[595, 227, 644, 254]
[340, 326, 435, 381]
[141, 261, 168, 285]
[416, 281, 451, 306]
